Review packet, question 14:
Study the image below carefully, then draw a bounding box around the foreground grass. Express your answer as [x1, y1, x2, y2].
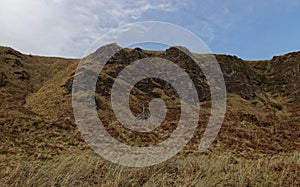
[1, 150, 299, 187]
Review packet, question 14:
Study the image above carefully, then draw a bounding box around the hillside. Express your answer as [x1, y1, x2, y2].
[0, 45, 299, 186]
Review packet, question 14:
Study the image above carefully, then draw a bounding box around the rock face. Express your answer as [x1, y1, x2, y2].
[64, 45, 300, 105]
[63, 45, 300, 129]
[63, 45, 300, 109]
[268, 52, 300, 98]
[69, 45, 266, 102]
[248, 51, 300, 103]
[215, 55, 262, 100]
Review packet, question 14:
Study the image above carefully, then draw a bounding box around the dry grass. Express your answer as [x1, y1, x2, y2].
[1, 151, 299, 187]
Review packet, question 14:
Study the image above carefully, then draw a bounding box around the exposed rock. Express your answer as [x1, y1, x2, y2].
[14, 58, 23, 67]
[63, 44, 299, 111]
[0, 47, 23, 58]
[240, 85, 256, 100]
[270, 102, 283, 111]
[66, 45, 265, 102]
[106, 48, 128, 64]
[0, 72, 7, 87]
[216, 55, 261, 100]
[265, 51, 300, 98]
[19, 71, 30, 80]
[14, 71, 30, 80]
[133, 47, 145, 59]
[63, 77, 73, 94]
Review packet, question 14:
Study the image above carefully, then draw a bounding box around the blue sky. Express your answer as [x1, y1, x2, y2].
[0, 0, 299, 60]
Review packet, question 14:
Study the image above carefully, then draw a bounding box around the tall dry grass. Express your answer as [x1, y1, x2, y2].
[1, 150, 299, 187]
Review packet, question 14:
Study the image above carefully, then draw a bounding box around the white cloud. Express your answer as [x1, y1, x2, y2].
[0, 0, 177, 57]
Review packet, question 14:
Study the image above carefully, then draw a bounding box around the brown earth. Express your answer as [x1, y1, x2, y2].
[0, 45, 299, 186]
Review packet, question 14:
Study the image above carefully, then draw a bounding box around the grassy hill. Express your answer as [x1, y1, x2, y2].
[0, 45, 299, 186]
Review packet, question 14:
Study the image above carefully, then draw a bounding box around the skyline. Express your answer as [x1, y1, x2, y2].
[0, 0, 299, 60]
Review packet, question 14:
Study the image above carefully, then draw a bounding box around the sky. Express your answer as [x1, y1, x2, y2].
[0, 0, 299, 60]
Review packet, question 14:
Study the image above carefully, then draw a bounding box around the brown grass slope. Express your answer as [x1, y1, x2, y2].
[0, 45, 299, 186]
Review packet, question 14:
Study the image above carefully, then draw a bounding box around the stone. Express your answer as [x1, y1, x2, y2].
[19, 71, 30, 80]
[240, 86, 256, 100]
[14, 58, 23, 67]
[0, 72, 7, 87]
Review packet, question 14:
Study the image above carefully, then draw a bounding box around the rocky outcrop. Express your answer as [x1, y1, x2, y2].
[65, 45, 299, 104]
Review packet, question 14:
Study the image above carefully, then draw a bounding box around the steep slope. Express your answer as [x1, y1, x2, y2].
[21, 44, 300, 154]
[0, 47, 85, 159]
[1, 45, 300, 186]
